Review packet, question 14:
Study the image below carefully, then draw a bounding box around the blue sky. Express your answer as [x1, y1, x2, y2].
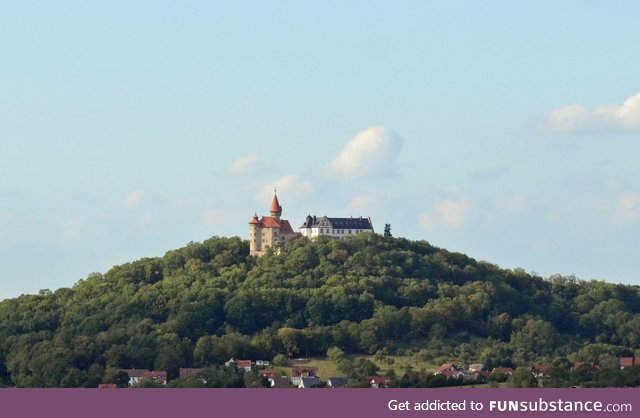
[1, 1, 639, 300]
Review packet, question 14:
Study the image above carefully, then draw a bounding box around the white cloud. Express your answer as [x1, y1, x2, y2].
[327, 125, 403, 179]
[348, 194, 375, 211]
[612, 191, 640, 224]
[418, 198, 471, 231]
[0, 213, 10, 239]
[60, 216, 89, 243]
[228, 155, 271, 176]
[539, 91, 640, 133]
[259, 175, 314, 203]
[505, 194, 527, 212]
[201, 209, 243, 228]
[123, 190, 144, 208]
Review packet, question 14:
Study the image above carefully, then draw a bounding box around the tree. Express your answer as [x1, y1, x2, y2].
[327, 346, 346, 363]
[384, 224, 392, 237]
[508, 367, 538, 388]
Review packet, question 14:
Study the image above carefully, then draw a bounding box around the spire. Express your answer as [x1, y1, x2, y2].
[270, 191, 282, 221]
[249, 212, 260, 225]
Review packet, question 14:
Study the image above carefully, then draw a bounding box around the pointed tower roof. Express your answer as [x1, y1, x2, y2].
[270, 192, 282, 214]
[249, 212, 260, 224]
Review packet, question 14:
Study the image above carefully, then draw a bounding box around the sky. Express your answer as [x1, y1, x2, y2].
[1, 1, 639, 300]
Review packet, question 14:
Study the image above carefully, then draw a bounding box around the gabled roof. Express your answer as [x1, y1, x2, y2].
[468, 363, 484, 372]
[573, 362, 598, 370]
[258, 216, 294, 233]
[300, 377, 321, 388]
[260, 370, 281, 378]
[269, 376, 292, 388]
[619, 357, 634, 366]
[328, 377, 348, 387]
[368, 375, 389, 385]
[440, 370, 467, 379]
[437, 363, 459, 373]
[533, 364, 551, 373]
[300, 215, 373, 230]
[119, 369, 149, 378]
[236, 360, 253, 368]
[291, 367, 318, 377]
[143, 371, 167, 381]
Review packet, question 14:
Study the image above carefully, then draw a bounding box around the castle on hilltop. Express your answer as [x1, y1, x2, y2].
[249, 193, 374, 256]
[248, 193, 297, 256]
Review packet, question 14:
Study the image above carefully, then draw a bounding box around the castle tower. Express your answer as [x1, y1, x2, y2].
[270, 193, 282, 222]
[249, 193, 297, 256]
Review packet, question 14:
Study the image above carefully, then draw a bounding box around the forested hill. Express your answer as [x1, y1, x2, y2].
[1, 234, 639, 387]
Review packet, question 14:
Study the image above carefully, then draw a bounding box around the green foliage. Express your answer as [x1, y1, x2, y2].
[507, 367, 539, 388]
[0, 234, 639, 387]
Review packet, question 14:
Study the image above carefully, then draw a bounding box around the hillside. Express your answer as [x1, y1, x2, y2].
[1, 234, 639, 387]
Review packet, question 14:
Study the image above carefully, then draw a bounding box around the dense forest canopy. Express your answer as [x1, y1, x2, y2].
[0, 234, 639, 387]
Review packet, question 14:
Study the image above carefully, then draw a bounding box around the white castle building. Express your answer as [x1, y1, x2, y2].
[299, 215, 374, 239]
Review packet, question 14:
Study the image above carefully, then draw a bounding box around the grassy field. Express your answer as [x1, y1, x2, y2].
[283, 354, 441, 380]
[366, 354, 440, 377]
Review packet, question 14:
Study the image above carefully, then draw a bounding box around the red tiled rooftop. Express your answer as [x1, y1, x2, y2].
[619, 357, 634, 367]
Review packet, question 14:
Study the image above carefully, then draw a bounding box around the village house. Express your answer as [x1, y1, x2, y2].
[532, 364, 551, 378]
[467, 363, 484, 373]
[143, 371, 167, 385]
[118, 369, 167, 386]
[117, 369, 148, 386]
[327, 377, 348, 388]
[437, 363, 461, 373]
[619, 357, 634, 369]
[572, 362, 599, 372]
[298, 376, 322, 388]
[290, 367, 318, 386]
[268, 375, 293, 388]
[368, 375, 390, 388]
[225, 358, 253, 373]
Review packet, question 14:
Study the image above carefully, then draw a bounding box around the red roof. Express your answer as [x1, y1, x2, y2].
[119, 369, 149, 378]
[98, 384, 117, 389]
[573, 362, 599, 370]
[249, 213, 260, 224]
[236, 360, 253, 368]
[368, 375, 390, 385]
[534, 364, 551, 373]
[278, 220, 294, 233]
[270, 194, 282, 214]
[619, 357, 634, 367]
[258, 216, 294, 233]
[260, 370, 280, 378]
[438, 363, 458, 373]
[473, 370, 491, 379]
[143, 371, 167, 381]
[291, 367, 317, 377]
